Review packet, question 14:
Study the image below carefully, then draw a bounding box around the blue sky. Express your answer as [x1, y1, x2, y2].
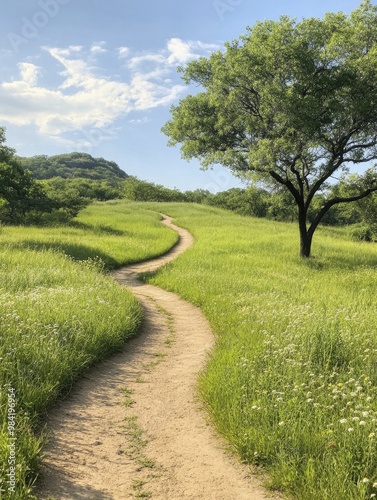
[0, 0, 364, 192]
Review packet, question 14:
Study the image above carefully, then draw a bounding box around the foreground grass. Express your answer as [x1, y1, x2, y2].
[145, 203, 377, 500]
[0, 202, 177, 499]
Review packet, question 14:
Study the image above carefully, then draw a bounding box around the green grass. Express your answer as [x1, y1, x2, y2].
[0, 201, 177, 499]
[2, 201, 178, 268]
[143, 203, 377, 500]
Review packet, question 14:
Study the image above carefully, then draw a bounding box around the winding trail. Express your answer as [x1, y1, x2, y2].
[36, 215, 273, 500]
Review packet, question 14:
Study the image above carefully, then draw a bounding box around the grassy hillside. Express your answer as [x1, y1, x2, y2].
[18, 152, 128, 182]
[144, 203, 377, 500]
[4, 201, 178, 269]
[0, 202, 177, 499]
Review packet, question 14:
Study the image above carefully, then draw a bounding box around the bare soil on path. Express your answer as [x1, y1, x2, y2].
[36, 215, 275, 500]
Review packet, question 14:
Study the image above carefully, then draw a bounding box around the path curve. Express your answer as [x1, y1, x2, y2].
[36, 214, 273, 500]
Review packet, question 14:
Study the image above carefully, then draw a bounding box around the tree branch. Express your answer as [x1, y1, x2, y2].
[308, 185, 377, 239]
[305, 155, 344, 210]
[269, 169, 302, 205]
[344, 139, 377, 155]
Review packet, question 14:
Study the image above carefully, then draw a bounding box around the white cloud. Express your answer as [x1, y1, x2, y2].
[91, 42, 107, 55]
[52, 45, 83, 57]
[118, 46, 130, 58]
[128, 53, 166, 70]
[129, 117, 151, 125]
[167, 38, 220, 65]
[167, 38, 193, 65]
[0, 38, 219, 142]
[18, 62, 40, 86]
[128, 38, 221, 69]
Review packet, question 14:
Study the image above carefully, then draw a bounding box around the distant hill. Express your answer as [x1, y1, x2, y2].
[18, 152, 128, 182]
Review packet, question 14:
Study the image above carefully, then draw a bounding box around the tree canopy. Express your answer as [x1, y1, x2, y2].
[163, 0, 377, 257]
[0, 128, 53, 223]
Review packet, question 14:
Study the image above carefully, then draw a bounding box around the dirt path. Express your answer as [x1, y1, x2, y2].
[36, 215, 274, 500]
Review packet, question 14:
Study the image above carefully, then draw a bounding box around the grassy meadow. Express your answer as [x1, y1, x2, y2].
[3, 198, 377, 499]
[0, 202, 177, 499]
[143, 203, 377, 500]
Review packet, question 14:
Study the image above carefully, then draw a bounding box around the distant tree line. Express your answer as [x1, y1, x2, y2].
[121, 176, 377, 241]
[0, 128, 376, 240]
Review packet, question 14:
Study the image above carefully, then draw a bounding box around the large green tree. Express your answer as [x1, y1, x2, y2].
[0, 127, 52, 223]
[163, 1, 377, 257]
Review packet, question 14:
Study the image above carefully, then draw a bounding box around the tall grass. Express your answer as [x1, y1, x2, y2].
[145, 203, 377, 500]
[0, 201, 177, 499]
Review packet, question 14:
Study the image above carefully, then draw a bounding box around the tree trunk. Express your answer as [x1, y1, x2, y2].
[300, 232, 313, 258]
[298, 208, 312, 258]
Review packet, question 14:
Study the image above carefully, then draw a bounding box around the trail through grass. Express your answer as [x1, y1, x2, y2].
[144, 203, 377, 500]
[0, 201, 177, 499]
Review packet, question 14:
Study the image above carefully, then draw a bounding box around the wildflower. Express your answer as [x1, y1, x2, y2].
[340, 419, 348, 424]
[368, 433, 375, 439]
[362, 411, 369, 418]
[359, 421, 366, 426]
[348, 428, 354, 432]
[278, 421, 285, 426]
[363, 478, 370, 484]
[373, 482, 377, 488]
